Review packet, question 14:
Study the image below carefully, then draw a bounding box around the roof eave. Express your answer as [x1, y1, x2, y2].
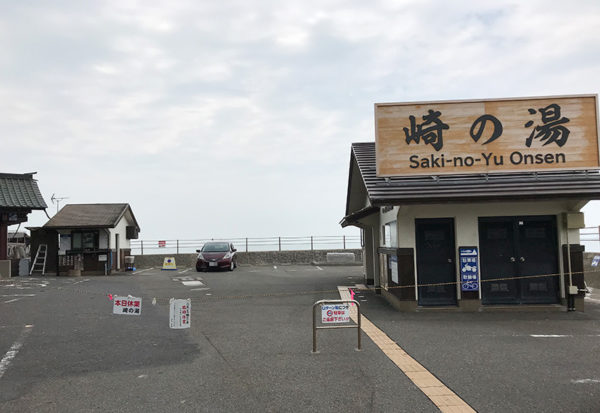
[369, 191, 600, 206]
[340, 206, 380, 228]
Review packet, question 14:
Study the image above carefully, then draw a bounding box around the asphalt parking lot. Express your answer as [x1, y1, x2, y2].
[1, 265, 599, 412]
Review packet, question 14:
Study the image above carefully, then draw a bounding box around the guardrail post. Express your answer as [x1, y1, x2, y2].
[141, 240, 144, 255]
[177, 240, 179, 255]
[343, 236, 346, 249]
[279, 237, 281, 252]
[246, 237, 248, 252]
[311, 236, 313, 251]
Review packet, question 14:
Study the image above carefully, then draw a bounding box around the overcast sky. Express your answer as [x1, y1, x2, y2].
[3, 0, 600, 240]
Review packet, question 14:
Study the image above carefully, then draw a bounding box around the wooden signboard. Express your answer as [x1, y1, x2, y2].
[375, 95, 599, 176]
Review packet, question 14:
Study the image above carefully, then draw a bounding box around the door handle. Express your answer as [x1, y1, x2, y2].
[519, 257, 525, 262]
[448, 258, 452, 263]
[510, 257, 516, 262]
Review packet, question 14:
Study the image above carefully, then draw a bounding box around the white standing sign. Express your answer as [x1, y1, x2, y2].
[113, 295, 142, 315]
[321, 304, 350, 323]
[170, 298, 191, 329]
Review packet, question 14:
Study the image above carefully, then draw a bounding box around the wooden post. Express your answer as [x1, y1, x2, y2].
[0, 219, 7, 261]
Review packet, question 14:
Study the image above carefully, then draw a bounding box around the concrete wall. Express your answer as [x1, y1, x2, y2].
[109, 216, 131, 249]
[133, 249, 363, 269]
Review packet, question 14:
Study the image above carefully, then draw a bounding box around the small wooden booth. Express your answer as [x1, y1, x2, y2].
[31, 203, 140, 275]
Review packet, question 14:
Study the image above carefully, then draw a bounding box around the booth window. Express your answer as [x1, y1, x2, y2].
[71, 231, 99, 250]
[382, 221, 397, 247]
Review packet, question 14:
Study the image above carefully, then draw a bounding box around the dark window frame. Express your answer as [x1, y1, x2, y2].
[71, 230, 100, 251]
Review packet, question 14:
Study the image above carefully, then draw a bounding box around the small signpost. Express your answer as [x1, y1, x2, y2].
[321, 303, 351, 323]
[169, 298, 191, 329]
[112, 295, 142, 315]
[158, 240, 166, 248]
[312, 299, 361, 353]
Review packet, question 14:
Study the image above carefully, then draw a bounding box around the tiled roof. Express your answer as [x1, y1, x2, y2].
[44, 203, 137, 229]
[343, 142, 600, 222]
[0, 173, 47, 210]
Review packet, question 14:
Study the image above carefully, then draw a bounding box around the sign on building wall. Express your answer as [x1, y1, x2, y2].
[459, 247, 479, 292]
[390, 255, 399, 284]
[375, 95, 599, 176]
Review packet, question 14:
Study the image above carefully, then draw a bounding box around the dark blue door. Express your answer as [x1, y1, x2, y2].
[415, 218, 457, 306]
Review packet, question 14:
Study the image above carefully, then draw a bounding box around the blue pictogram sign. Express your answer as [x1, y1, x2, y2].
[459, 247, 479, 292]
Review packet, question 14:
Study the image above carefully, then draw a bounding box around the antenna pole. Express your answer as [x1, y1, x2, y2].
[51, 194, 69, 215]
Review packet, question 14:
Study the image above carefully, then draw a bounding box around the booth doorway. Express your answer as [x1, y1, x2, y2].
[415, 218, 457, 306]
[479, 216, 559, 305]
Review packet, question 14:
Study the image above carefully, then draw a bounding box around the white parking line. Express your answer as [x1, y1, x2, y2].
[134, 268, 153, 274]
[0, 294, 35, 297]
[71, 279, 90, 286]
[2, 299, 21, 304]
[0, 325, 33, 380]
[315, 266, 323, 271]
[530, 334, 572, 338]
[177, 269, 191, 274]
[182, 281, 204, 287]
[571, 379, 600, 384]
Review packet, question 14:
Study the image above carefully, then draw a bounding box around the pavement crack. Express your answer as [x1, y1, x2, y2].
[201, 331, 231, 367]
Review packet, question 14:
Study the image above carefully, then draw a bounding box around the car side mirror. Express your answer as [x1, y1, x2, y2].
[196, 249, 201, 253]
[232, 248, 237, 252]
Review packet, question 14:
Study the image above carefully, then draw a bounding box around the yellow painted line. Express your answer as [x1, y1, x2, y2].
[338, 287, 475, 413]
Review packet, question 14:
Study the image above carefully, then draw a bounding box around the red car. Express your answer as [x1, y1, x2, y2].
[196, 242, 237, 271]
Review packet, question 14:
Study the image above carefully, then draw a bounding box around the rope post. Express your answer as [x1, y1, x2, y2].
[177, 240, 179, 255]
[141, 240, 144, 256]
[246, 237, 248, 252]
[279, 237, 281, 252]
[311, 236, 313, 251]
[343, 235, 346, 250]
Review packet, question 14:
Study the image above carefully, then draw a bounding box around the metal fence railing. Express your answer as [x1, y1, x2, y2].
[130, 235, 362, 255]
[131, 228, 600, 255]
[580, 226, 600, 252]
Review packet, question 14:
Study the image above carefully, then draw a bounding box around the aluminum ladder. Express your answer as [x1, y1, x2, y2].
[30, 244, 48, 275]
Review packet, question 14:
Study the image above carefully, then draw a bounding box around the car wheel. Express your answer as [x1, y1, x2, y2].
[229, 261, 234, 271]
